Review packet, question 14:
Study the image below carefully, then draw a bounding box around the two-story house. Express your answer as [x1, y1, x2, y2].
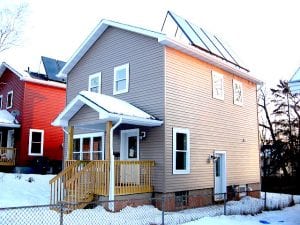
[0, 57, 66, 173]
[51, 12, 262, 211]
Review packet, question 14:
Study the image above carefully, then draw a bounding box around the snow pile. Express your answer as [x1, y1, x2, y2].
[226, 196, 264, 215]
[263, 192, 294, 210]
[0, 172, 54, 207]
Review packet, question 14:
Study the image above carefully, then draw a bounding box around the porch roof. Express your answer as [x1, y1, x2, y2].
[0, 110, 20, 128]
[52, 91, 163, 127]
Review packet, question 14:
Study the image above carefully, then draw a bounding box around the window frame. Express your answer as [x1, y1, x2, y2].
[113, 63, 129, 95]
[232, 79, 243, 106]
[173, 127, 190, 174]
[6, 90, 13, 109]
[212, 71, 224, 100]
[0, 95, 3, 109]
[73, 132, 105, 160]
[88, 72, 102, 94]
[28, 129, 44, 156]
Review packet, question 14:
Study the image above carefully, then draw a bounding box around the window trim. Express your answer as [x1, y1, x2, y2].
[88, 72, 102, 94]
[0, 95, 3, 109]
[173, 127, 190, 174]
[113, 63, 129, 95]
[6, 90, 13, 109]
[28, 129, 44, 156]
[232, 79, 243, 106]
[212, 71, 224, 100]
[73, 132, 105, 160]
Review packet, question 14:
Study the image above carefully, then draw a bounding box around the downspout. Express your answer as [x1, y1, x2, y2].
[109, 117, 122, 211]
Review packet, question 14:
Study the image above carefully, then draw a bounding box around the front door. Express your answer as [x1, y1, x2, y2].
[214, 151, 227, 201]
[7, 130, 14, 148]
[120, 129, 140, 184]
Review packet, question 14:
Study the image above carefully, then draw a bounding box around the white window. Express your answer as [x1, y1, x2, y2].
[0, 95, 2, 109]
[113, 63, 129, 95]
[233, 79, 243, 106]
[88, 72, 101, 93]
[6, 91, 13, 109]
[173, 128, 190, 174]
[212, 71, 224, 100]
[28, 129, 44, 156]
[73, 132, 104, 160]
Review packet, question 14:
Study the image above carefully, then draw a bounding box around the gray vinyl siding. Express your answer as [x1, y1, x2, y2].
[164, 47, 260, 192]
[66, 27, 165, 192]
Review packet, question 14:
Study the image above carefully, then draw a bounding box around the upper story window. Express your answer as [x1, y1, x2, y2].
[88, 72, 101, 93]
[0, 95, 3, 109]
[233, 80, 243, 106]
[113, 63, 129, 95]
[173, 128, 190, 174]
[28, 129, 44, 156]
[6, 91, 13, 109]
[212, 71, 224, 100]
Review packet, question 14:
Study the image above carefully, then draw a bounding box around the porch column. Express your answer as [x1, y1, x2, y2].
[105, 121, 112, 160]
[67, 126, 74, 160]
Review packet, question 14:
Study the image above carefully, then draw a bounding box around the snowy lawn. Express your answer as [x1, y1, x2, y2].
[0, 172, 299, 225]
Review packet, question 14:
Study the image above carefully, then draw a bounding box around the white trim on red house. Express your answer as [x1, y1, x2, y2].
[0, 62, 66, 89]
[28, 129, 44, 156]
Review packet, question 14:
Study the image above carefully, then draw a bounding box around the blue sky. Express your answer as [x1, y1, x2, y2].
[1, 0, 300, 87]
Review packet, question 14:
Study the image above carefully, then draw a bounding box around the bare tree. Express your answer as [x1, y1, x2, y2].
[0, 3, 27, 53]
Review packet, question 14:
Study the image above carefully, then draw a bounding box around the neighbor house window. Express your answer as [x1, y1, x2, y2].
[88, 72, 101, 93]
[6, 91, 13, 109]
[113, 63, 129, 95]
[0, 95, 2, 109]
[73, 132, 104, 160]
[28, 129, 44, 156]
[233, 79, 243, 106]
[212, 71, 224, 100]
[173, 128, 190, 174]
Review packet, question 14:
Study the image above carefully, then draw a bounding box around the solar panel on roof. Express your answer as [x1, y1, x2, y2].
[41, 56, 66, 83]
[161, 11, 249, 72]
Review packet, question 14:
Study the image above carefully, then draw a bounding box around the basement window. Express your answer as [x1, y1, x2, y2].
[175, 191, 189, 207]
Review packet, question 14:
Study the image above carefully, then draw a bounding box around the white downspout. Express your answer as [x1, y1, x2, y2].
[109, 117, 122, 211]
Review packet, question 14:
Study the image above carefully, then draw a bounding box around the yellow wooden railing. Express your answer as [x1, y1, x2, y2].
[0, 147, 16, 166]
[115, 160, 155, 195]
[50, 160, 154, 211]
[49, 160, 90, 206]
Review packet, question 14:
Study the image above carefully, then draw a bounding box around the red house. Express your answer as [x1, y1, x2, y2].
[0, 61, 66, 173]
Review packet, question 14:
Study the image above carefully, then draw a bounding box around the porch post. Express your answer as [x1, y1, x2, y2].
[105, 121, 112, 160]
[67, 126, 74, 160]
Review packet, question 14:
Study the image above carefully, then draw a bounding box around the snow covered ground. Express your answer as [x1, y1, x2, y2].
[0, 172, 299, 225]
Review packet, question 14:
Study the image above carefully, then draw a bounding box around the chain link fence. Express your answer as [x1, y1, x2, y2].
[0, 190, 295, 225]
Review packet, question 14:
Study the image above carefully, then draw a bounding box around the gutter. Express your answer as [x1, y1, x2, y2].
[108, 117, 122, 211]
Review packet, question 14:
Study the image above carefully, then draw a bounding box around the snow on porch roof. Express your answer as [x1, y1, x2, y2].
[52, 91, 163, 127]
[0, 110, 20, 128]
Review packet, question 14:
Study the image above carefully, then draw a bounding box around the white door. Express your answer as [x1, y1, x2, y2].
[6, 130, 14, 160]
[120, 129, 140, 184]
[214, 151, 227, 201]
[7, 130, 14, 148]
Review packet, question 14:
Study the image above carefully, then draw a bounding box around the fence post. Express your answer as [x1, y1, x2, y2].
[264, 191, 267, 210]
[161, 195, 165, 225]
[224, 193, 227, 215]
[60, 202, 64, 225]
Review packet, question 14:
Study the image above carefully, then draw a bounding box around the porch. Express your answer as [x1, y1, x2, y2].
[49, 160, 154, 209]
[0, 147, 16, 166]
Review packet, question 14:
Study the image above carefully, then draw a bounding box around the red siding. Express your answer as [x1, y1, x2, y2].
[19, 82, 65, 164]
[0, 67, 66, 166]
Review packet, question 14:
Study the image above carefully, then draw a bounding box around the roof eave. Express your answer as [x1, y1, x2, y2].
[159, 37, 263, 85]
[57, 20, 166, 78]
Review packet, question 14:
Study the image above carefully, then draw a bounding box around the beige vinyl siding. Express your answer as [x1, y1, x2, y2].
[66, 27, 165, 191]
[164, 47, 260, 192]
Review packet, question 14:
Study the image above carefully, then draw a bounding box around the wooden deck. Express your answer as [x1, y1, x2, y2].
[49, 160, 154, 211]
[0, 147, 16, 166]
